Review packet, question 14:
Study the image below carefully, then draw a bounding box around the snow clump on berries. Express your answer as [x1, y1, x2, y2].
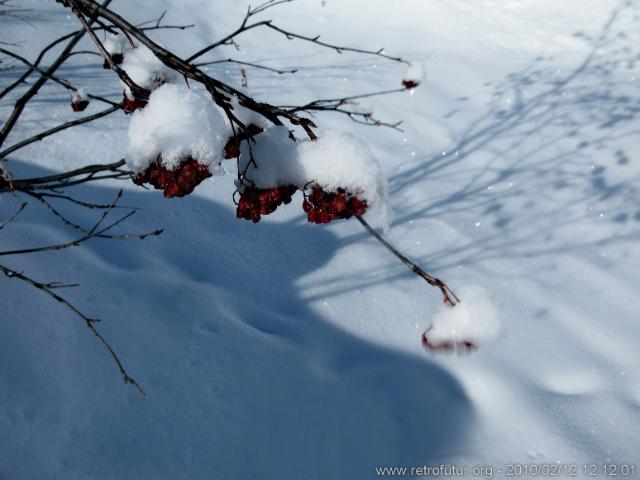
[102, 33, 127, 63]
[126, 83, 226, 173]
[240, 127, 392, 229]
[120, 45, 178, 99]
[424, 285, 503, 351]
[296, 131, 392, 229]
[239, 126, 302, 187]
[402, 61, 424, 89]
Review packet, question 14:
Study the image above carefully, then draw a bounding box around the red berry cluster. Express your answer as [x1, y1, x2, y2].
[71, 99, 89, 112]
[302, 186, 367, 224]
[236, 185, 297, 223]
[421, 330, 477, 353]
[133, 156, 211, 198]
[122, 94, 148, 113]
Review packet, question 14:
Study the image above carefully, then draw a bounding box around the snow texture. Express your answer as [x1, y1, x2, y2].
[2, 0, 640, 478]
[242, 128, 392, 228]
[426, 285, 504, 346]
[121, 45, 178, 98]
[103, 34, 126, 56]
[126, 84, 226, 172]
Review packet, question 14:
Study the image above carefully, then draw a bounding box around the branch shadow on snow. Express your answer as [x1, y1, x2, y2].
[326, 0, 640, 295]
[0, 161, 472, 480]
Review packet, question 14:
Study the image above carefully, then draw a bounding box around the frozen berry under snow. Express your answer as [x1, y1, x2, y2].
[70, 88, 89, 112]
[238, 127, 392, 229]
[103, 33, 127, 68]
[126, 83, 225, 171]
[120, 45, 178, 103]
[423, 285, 503, 352]
[402, 61, 424, 89]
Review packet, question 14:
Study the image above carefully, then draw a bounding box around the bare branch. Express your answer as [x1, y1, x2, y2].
[0, 105, 122, 161]
[67, 1, 149, 102]
[0, 0, 113, 149]
[0, 47, 119, 106]
[196, 57, 298, 75]
[0, 201, 27, 230]
[0, 262, 146, 397]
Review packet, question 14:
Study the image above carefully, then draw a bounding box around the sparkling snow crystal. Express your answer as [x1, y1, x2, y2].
[425, 285, 503, 349]
[126, 84, 226, 172]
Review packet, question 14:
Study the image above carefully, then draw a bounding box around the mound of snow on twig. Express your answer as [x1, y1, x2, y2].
[104, 33, 127, 57]
[121, 45, 177, 97]
[426, 286, 504, 347]
[126, 84, 226, 172]
[242, 127, 392, 228]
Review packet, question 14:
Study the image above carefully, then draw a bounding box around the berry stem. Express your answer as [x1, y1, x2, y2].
[355, 215, 460, 306]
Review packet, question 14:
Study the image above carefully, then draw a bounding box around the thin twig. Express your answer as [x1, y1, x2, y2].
[0, 262, 146, 397]
[196, 58, 298, 75]
[0, 105, 121, 160]
[0, 0, 112, 148]
[355, 215, 460, 306]
[0, 47, 119, 106]
[0, 202, 27, 230]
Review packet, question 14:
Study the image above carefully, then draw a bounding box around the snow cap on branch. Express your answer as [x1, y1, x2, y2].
[104, 33, 127, 57]
[121, 45, 178, 98]
[402, 61, 424, 89]
[426, 285, 503, 348]
[126, 83, 226, 172]
[241, 127, 391, 229]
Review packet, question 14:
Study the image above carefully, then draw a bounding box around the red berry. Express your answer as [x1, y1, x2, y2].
[178, 164, 197, 188]
[164, 182, 181, 198]
[402, 79, 420, 89]
[71, 99, 89, 112]
[122, 93, 147, 112]
[224, 140, 240, 159]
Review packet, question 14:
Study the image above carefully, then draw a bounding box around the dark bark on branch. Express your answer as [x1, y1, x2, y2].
[356, 215, 460, 307]
[0, 0, 112, 148]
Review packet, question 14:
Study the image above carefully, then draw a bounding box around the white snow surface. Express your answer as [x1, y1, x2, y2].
[1, 0, 640, 478]
[121, 44, 178, 98]
[126, 83, 226, 171]
[426, 285, 503, 346]
[242, 127, 391, 228]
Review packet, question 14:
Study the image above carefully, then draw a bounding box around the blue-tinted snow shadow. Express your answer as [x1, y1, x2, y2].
[325, 0, 640, 295]
[0, 162, 472, 480]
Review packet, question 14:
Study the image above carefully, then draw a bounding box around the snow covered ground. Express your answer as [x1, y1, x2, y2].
[1, 0, 639, 478]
